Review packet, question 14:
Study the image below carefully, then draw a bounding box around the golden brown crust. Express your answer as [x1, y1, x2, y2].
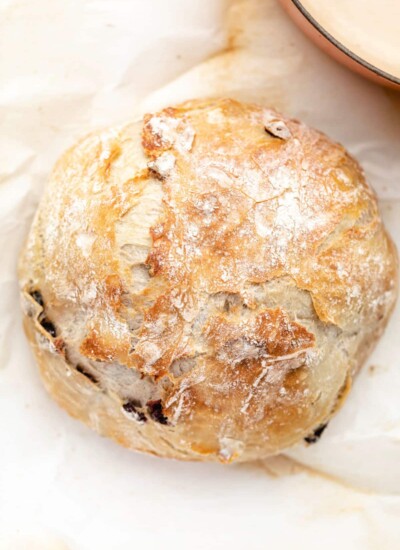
[19, 98, 398, 462]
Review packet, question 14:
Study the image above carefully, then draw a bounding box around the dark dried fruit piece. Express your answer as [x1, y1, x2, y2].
[76, 365, 98, 385]
[304, 423, 328, 444]
[122, 400, 147, 423]
[30, 290, 44, 307]
[147, 399, 169, 425]
[40, 316, 57, 338]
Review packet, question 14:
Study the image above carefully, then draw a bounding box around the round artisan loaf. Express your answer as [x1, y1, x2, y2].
[19, 98, 397, 462]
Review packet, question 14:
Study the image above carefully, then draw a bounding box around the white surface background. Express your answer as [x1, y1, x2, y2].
[1, 1, 400, 548]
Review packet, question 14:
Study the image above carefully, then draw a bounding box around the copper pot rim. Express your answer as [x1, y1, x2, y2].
[290, 0, 400, 87]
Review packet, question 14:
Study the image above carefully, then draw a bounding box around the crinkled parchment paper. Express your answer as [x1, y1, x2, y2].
[1, 1, 400, 548]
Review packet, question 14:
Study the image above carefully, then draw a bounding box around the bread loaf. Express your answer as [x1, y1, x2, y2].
[19, 98, 398, 462]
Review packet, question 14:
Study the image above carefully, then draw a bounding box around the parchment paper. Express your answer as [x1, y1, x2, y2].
[1, 1, 400, 548]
